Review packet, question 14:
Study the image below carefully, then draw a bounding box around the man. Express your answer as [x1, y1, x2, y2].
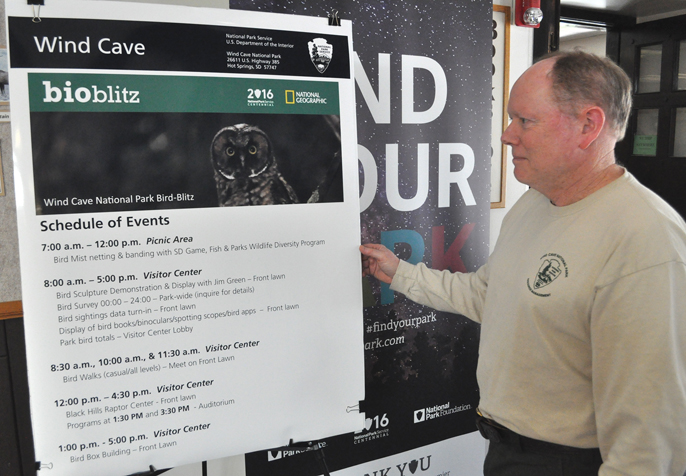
[360, 51, 686, 475]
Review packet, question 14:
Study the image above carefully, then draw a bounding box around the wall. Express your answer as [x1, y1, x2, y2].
[490, 0, 532, 253]
[560, 33, 607, 56]
[0, 0, 21, 303]
[638, 8, 686, 23]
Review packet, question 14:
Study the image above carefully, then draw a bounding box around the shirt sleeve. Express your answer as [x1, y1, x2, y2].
[389, 259, 489, 323]
[592, 261, 686, 476]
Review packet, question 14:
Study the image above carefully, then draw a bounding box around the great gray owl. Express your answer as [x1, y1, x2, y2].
[210, 123, 299, 206]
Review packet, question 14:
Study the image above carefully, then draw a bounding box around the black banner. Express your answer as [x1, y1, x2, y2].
[9, 17, 350, 78]
[231, 0, 493, 474]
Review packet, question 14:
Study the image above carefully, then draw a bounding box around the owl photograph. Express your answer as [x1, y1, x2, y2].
[210, 123, 298, 206]
[210, 120, 342, 207]
[29, 112, 343, 214]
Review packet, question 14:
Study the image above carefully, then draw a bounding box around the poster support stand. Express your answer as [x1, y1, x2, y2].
[123, 465, 170, 476]
[39, 462, 170, 476]
[114, 440, 329, 476]
[36, 462, 173, 475]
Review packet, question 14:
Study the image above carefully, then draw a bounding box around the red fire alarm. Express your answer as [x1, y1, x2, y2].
[514, 0, 543, 28]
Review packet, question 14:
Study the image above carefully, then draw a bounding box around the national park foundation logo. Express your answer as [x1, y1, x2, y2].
[413, 402, 471, 423]
[527, 253, 568, 297]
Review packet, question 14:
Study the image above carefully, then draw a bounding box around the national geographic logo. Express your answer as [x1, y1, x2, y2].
[285, 90, 328, 105]
[414, 402, 471, 423]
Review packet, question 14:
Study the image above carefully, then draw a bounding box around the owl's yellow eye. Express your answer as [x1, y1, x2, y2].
[248, 145, 258, 155]
[226, 147, 235, 157]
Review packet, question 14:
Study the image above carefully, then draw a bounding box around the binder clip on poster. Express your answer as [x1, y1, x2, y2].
[328, 10, 341, 26]
[27, 0, 43, 22]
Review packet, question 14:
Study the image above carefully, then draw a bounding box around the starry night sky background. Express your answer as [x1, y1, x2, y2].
[232, 1, 493, 474]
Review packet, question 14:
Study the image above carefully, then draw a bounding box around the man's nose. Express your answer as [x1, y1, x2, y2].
[501, 122, 517, 146]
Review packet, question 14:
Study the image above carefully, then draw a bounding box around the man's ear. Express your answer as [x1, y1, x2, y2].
[579, 106, 606, 149]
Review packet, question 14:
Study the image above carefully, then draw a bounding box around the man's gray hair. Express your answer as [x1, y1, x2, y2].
[542, 51, 633, 140]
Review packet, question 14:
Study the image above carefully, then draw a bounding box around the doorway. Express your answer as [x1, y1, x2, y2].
[615, 14, 686, 218]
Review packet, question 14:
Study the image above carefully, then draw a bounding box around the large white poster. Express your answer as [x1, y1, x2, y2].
[6, 1, 365, 475]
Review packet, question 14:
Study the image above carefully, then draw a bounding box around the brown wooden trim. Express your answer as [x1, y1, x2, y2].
[0, 301, 23, 321]
[491, 4, 511, 209]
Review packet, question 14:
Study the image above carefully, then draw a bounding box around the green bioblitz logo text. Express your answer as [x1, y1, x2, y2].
[42, 80, 140, 104]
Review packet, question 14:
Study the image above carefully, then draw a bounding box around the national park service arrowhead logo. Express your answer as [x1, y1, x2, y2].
[308, 38, 333, 73]
[527, 253, 568, 297]
[534, 259, 562, 288]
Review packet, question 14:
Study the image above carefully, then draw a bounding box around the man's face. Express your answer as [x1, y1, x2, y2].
[501, 59, 583, 198]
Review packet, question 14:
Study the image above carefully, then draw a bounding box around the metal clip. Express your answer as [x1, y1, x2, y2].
[32, 5, 42, 22]
[28, 0, 44, 22]
[328, 10, 341, 26]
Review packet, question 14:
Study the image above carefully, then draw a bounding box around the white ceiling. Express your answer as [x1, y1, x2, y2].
[559, 23, 606, 40]
[561, 0, 686, 21]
